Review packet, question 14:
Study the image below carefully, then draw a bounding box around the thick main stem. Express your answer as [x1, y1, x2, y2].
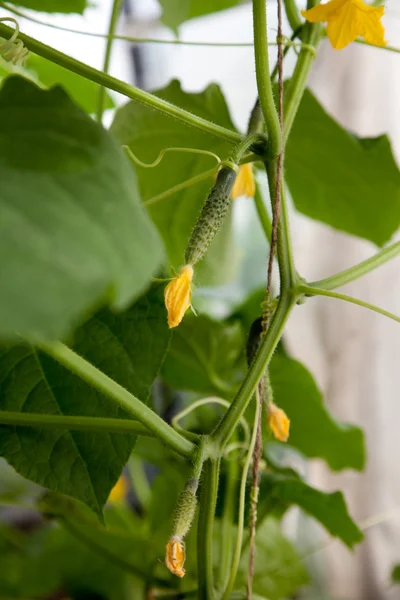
[0, 22, 242, 145]
[37, 341, 195, 458]
[252, 0, 281, 156]
[97, 0, 123, 122]
[197, 459, 220, 599]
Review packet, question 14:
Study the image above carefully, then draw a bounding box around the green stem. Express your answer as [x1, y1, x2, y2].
[97, 0, 122, 122]
[253, 183, 272, 243]
[36, 341, 195, 458]
[283, 20, 321, 141]
[211, 292, 294, 451]
[0, 410, 156, 436]
[0, 22, 242, 145]
[221, 393, 261, 600]
[308, 241, 400, 291]
[252, 0, 281, 156]
[283, 0, 302, 32]
[218, 442, 239, 592]
[197, 459, 220, 599]
[265, 164, 297, 290]
[300, 285, 400, 324]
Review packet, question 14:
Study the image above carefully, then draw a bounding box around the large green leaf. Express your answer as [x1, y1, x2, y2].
[10, 0, 87, 13]
[0, 76, 163, 340]
[157, 0, 242, 31]
[285, 89, 400, 246]
[269, 355, 365, 471]
[261, 472, 363, 548]
[0, 285, 171, 516]
[110, 79, 238, 285]
[237, 517, 309, 599]
[161, 314, 245, 397]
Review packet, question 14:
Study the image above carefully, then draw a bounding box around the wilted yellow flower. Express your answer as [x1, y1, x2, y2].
[164, 264, 194, 328]
[165, 536, 186, 578]
[231, 163, 255, 199]
[108, 475, 128, 503]
[301, 0, 387, 50]
[267, 403, 290, 442]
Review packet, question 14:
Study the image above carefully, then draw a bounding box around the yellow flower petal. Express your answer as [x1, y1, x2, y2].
[267, 403, 290, 442]
[301, 0, 387, 50]
[108, 475, 128, 503]
[231, 164, 255, 199]
[164, 264, 194, 328]
[165, 536, 186, 578]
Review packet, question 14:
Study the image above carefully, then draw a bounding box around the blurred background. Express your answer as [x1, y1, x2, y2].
[0, 1, 399, 598]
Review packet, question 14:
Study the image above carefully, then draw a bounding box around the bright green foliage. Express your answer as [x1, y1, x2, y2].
[0, 77, 163, 340]
[286, 90, 400, 246]
[158, 0, 242, 31]
[27, 55, 115, 113]
[110, 80, 239, 285]
[269, 354, 365, 471]
[161, 314, 245, 397]
[391, 564, 400, 583]
[9, 0, 88, 13]
[261, 472, 363, 548]
[236, 517, 309, 599]
[0, 285, 171, 516]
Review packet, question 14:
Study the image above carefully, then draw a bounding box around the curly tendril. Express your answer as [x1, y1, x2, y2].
[0, 18, 29, 65]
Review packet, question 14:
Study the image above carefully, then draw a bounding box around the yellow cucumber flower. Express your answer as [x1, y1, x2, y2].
[231, 163, 255, 199]
[267, 403, 290, 442]
[165, 535, 186, 578]
[164, 264, 194, 328]
[302, 0, 387, 50]
[108, 475, 128, 503]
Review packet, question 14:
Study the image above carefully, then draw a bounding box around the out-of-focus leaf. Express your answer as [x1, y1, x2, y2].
[286, 89, 400, 245]
[10, 0, 88, 13]
[391, 564, 400, 583]
[157, 0, 242, 31]
[0, 285, 171, 517]
[261, 472, 363, 548]
[0, 76, 163, 340]
[269, 354, 365, 471]
[161, 314, 246, 397]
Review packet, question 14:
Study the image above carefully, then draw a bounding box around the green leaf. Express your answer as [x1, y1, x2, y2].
[161, 314, 245, 397]
[0, 285, 171, 516]
[0, 76, 163, 340]
[261, 472, 363, 548]
[237, 517, 309, 599]
[391, 564, 400, 583]
[285, 89, 400, 246]
[269, 355, 365, 471]
[27, 54, 115, 114]
[157, 0, 242, 31]
[9, 0, 88, 13]
[110, 79, 238, 285]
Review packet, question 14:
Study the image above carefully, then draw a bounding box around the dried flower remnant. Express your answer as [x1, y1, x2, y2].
[165, 535, 186, 578]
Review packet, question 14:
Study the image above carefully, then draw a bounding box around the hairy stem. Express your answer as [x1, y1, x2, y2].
[197, 459, 220, 599]
[283, 18, 321, 141]
[221, 394, 261, 600]
[308, 241, 400, 291]
[36, 341, 195, 458]
[300, 285, 400, 324]
[218, 447, 239, 591]
[97, 0, 123, 122]
[283, 0, 302, 32]
[253, 184, 272, 243]
[0, 410, 156, 437]
[0, 22, 242, 145]
[252, 0, 281, 156]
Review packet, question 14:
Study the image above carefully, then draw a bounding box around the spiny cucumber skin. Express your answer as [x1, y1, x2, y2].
[173, 488, 198, 539]
[185, 166, 237, 266]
